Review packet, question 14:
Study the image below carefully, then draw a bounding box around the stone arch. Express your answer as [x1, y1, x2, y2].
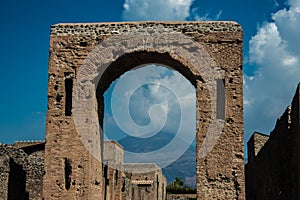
[73, 31, 224, 163]
[96, 51, 198, 96]
[95, 51, 199, 138]
[96, 52, 198, 168]
[45, 21, 245, 200]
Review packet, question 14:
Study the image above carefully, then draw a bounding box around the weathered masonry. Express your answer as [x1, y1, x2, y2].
[103, 141, 124, 200]
[122, 163, 167, 200]
[0, 142, 45, 200]
[44, 21, 244, 199]
[246, 83, 300, 200]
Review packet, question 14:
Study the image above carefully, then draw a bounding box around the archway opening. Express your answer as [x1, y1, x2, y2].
[100, 63, 197, 196]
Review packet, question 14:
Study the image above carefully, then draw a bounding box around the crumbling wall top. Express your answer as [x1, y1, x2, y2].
[291, 82, 300, 129]
[123, 163, 161, 173]
[49, 21, 242, 42]
[0, 145, 28, 167]
[247, 132, 269, 162]
[13, 141, 45, 149]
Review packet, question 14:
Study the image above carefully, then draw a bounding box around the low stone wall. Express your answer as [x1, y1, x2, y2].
[0, 143, 45, 200]
[167, 194, 197, 200]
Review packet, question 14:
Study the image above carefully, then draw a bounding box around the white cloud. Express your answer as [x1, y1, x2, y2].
[272, 3, 300, 54]
[105, 64, 196, 143]
[122, 0, 194, 21]
[245, 0, 300, 140]
[289, 0, 300, 7]
[121, 0, 222, 22]
[190, 8, 223, 21]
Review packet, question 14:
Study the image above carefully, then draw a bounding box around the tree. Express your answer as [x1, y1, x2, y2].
[166, 177, 196, 194]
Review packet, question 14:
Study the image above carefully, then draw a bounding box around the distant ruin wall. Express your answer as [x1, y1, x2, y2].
[0, 143, 45, 200]
[103, 141, 124, 200]
[247, 132, 269, 163]
[123, 163, 167, 200]
[246, 83, 300, 200]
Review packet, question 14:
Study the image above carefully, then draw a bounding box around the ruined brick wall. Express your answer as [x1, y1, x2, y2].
[0, 155, 9, 200]
[0, 143, 45, 200]
[103, 141, 124, 170]
[246, 83, 300, 200]
[247, 132, 269, 163]
[121, 171, 133, 200]
[103, 167, 123, 200]
[291, 83, 300, 194]
[103, 141, 124, 200]
[13, 141, 45, 149]
[26, 147, 45, 199]
[123, 163, 166, 200]
[45, 21, 244, 200]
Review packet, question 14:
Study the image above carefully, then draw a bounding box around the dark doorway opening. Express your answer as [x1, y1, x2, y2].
[8, 159, 28, 200]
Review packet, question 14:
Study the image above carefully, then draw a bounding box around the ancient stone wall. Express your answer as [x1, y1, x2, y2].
[247, 132, 269, 163]
[0, 155, 10, 200]
[104, 141, 124, 170]
[0, 143, 45, 200]
[103, 141, 124, 200]
[246, 83, 300, 200]
[45, 21, 244, 200]
[123, 163, 166, 200]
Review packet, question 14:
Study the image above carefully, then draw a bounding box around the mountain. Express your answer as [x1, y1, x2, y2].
[162, 144, 196, 187]
[118, 131, 196, 187]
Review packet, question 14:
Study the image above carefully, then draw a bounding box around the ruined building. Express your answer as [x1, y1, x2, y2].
[1, 19, 299, 199]
[44, 21, 245, 199]
[103, 141, 124, 200]
[2, 82, 299, 200]
[0, 141, 45, 200]
[103, 141, 167, 200]
[246, 83, 300, 200]
[0, 21, 245, 200]
[104, 141, 167, 200]
[122, 163, 166, 200]
[0, 140, 167, 200]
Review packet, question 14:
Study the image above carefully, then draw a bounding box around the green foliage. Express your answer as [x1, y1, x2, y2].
[166, 177, 196, 194]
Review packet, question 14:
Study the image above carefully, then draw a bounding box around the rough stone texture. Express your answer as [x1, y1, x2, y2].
[0, 155, 9, 200]
[246, 83, 300, 200]
[0, 142, 45, 200]
[1, 139, 168, 200]
[103, 141, 124, 200]
[166, 194, 197, 200]
[122, 163, 167, 200]
[247, 132, 269, 162]
[104, 141, 124, 171]
[45, 21, 244, 199]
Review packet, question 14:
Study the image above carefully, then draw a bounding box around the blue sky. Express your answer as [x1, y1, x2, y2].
[0, 0, 299, 154]
[103, 65, 196, 144]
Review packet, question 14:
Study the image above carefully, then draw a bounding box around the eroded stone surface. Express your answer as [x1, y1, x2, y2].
[246, 83, 300, 200]
[0, 142, 45, 200]
[45, 21, 244, 200]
